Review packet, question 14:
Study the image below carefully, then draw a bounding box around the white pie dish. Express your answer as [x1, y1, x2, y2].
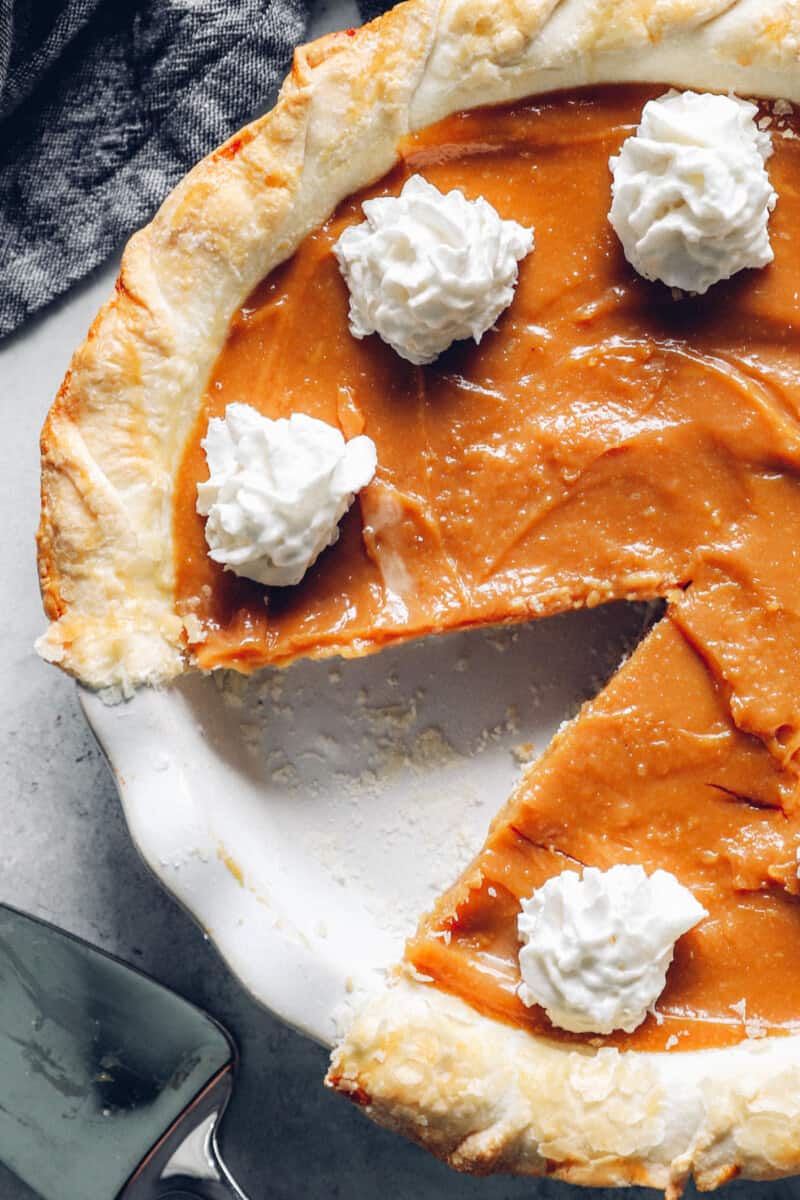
[80, 602, 648, 1047]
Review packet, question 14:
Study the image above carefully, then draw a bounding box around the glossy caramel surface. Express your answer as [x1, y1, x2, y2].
[408, 614, 800, 1051]
[176, 87, 800, 673]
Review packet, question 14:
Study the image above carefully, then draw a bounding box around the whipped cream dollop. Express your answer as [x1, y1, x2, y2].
[609, 90, 776, 295]
[197, 403, 376, 587]
[333, 174, 534, 365]
[517, 864, 707, 1034]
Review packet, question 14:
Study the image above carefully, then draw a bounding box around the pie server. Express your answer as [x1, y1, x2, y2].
[0, 902, 250, 1200]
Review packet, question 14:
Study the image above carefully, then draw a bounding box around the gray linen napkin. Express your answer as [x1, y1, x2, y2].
[0, 0, 388, 340]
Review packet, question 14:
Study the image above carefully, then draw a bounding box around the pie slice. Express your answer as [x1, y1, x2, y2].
[329, 610, 800, 1193]
[35, 0, 800, 1193]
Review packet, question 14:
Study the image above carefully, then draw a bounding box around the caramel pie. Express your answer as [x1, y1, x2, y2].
[37, 0, 800, 1191]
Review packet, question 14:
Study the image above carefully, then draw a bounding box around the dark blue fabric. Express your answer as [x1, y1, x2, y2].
[0, 1, 389, 339]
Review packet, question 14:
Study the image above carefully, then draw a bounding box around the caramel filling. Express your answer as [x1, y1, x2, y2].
[174, 86, 800, 1050]
[408, 613, 800, 1051]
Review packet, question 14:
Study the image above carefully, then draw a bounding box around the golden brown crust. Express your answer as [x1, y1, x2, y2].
[327, 974, 800, 1195]
[36, 1, 437, 692]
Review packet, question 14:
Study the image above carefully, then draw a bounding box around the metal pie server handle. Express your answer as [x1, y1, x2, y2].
[0, 902, 252, 1200]
[120, 1065, 250, 1200]
[151, 1122, 248, 1200]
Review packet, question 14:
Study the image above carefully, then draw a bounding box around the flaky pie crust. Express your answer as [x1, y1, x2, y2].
[329, 973, 800, 1196]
